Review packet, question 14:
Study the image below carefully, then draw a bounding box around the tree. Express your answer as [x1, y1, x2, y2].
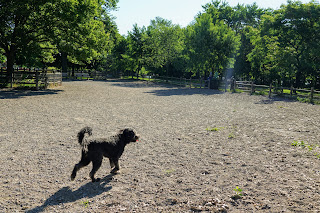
[0, 0, 118, 83]
[126, 24, 147, 77]
[245, 1, 320, 87]
[144, 17, 185, 77]
[186, 12, 239, 78]
[273, 1, 320, 88]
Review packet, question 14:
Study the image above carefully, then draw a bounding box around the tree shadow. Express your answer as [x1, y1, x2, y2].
[26, 174, 114, 213]
[108, 79, 223, 96]
[145, 88, 223, 97]
[0, 89, 63, 99]
[109, 79, 174, 89]
[255, 96, 298, 105]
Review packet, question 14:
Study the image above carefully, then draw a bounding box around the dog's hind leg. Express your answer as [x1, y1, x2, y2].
[90, 158, 103, 182]
[110, 159, 120, 174]
[71, 154, 90, 181]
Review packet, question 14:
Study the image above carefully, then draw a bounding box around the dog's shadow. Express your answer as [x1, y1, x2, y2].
[26, 174, 115, 213]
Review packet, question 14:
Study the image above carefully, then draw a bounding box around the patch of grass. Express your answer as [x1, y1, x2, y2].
[254, 90, 268, 96]
[292, 140, 320, 158]
[164, 169, 175, 175]
[292, 140, 306, 147]
[80, 200, 90, 208]
[228, 133, 235, 139]
[206, 127, 224, 132]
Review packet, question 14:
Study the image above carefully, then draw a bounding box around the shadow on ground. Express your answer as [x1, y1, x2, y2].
[109, 79, 223, 96]
[0, 89, 63, 100]
[145, 88, 223, 96]
[26, 175, 114, 213]
[255, 96, 298, 105]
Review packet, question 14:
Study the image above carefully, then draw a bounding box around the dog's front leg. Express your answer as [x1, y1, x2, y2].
[110, 159, 120, 174]
[109, 159, 115, 169]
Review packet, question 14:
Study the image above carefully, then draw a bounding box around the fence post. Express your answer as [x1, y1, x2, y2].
[10, 70, 13, 88]
[232, 79, 236, 93]
[250, 81, 254, 95]
[35, 69, 39, 90]
[310, 87, 314, 103]
[290, 86, 293, 97]
[189, 78, 192, 89]
[225, 78, 227, 92]
[269, 83, 272, 98]
[53, 70, 56, 86]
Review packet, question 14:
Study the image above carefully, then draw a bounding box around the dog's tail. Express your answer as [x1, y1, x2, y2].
[77, 127, 92, 145]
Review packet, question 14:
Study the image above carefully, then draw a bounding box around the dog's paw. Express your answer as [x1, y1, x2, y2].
[110, 168, 120, 174]
[92, 178, 101, 182]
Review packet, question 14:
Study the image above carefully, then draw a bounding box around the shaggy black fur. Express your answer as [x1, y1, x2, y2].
[71, 127, 139, 182]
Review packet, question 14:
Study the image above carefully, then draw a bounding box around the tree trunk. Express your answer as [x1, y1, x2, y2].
[61, 52, 68, 74]
[5, 47, 16, 85]
[295, 69, 302, 89]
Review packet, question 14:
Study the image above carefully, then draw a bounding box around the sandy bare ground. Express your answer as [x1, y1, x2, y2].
[0, 80, 320, 212]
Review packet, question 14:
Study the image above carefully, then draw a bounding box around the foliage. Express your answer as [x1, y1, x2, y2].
[186, 12, 239, 78]
[1, 0, 319, 89]
[0, 0, 118, 81]
[144, 17, 186, 77]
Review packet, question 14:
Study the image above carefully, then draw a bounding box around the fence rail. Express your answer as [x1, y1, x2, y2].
[0, 67, 62, 90]
[62, 70, 107, 80]
[233, 80, 320, 103]
[139, 75, 320, 104]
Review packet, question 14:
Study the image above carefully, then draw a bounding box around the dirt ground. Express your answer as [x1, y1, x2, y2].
[0, 80, 320, 212]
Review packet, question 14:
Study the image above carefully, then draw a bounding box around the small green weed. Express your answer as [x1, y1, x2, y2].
[206, 127, 224, 132]
[231, 186, 243, 200]
[292, 140, 320, 158]
[292, 140, 306, 147]
[81, 200, 90, 208]
[164, 169, 175, 175]
[233, 186, 243, 196]
[314, 153, 320, 159]
[228, 133, 235, 139]
[278, 106, 287, 109]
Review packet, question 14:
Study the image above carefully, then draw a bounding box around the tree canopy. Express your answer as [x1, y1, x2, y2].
[0, 0, 118, 80]
[1, 0, 319, 89]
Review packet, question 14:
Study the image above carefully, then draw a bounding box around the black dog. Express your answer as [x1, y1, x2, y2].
[71, 127, 139, 182]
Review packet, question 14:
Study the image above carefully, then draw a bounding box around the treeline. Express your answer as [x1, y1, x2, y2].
[1, 0, 319, 89]
[109, 0, 320, 89]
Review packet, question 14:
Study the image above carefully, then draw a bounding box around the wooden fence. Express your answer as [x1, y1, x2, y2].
[0, 67, 62, 90]
[62, 70, 107, 80]
[233, 81, 320, 103]
[143, 76, 208, 88]
[140, 75, 320, 103]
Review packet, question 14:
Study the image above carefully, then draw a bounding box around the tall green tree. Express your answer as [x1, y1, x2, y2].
[126, 24, 146, 77]
[186, 12, 239, 78]
[0, 0, 118, 82]
[273, 1, 320, 88]
[245, 1, 320, 87]
[144, 17, 185, 76]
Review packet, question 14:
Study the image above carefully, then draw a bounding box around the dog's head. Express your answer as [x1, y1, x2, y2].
[120, 128, 139, 143]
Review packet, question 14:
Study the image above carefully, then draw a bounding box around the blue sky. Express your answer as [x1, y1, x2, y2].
[111, 0, 314, 35]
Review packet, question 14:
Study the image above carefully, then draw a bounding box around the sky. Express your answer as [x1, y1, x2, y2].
[111, 0, 315, 35]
